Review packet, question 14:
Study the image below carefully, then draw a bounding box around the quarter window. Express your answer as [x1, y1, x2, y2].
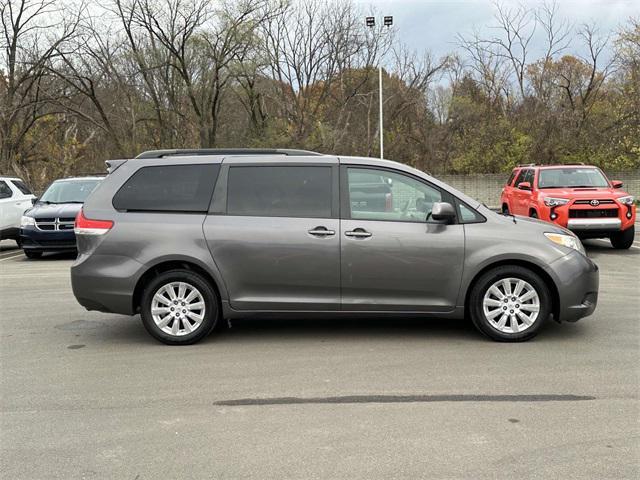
[113, 164, 219, 212]
[226, 166, 332, 218]
[0, 181, 12, 199]
[347, 168, 443, 223]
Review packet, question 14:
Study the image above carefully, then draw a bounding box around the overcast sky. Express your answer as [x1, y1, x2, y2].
[356, 0, 639, 59]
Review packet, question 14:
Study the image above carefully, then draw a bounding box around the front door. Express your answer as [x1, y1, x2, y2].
[340, 166, 465, 312]
[203, 159, 341, 311]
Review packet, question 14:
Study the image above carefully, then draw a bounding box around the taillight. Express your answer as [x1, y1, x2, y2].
[385, 193, 393, 212]
[74, 209, 113, 235]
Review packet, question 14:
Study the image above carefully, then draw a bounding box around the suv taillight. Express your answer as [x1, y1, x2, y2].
[74, 209, 113, 235]
[385, 193, 393, 212]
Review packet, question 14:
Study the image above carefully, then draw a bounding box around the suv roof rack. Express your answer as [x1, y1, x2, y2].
[517, 163, 537, 167]
[135, 148, 324, 159]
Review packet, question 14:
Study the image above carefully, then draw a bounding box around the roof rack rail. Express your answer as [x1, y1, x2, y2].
[135, 148, 324, 159]
[517, 163, 537, 167]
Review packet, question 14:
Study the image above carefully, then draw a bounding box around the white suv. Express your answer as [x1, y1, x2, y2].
[0, 176, 35, 243]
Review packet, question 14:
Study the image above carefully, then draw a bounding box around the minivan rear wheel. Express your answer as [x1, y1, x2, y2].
[140, 269, 219, 345]
[468, 266, 551, 342]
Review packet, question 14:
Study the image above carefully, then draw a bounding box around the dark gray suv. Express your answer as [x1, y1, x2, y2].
[71, 149, 599, 345]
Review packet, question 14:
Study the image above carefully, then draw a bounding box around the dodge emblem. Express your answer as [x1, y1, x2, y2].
[590, 199, 600, 207]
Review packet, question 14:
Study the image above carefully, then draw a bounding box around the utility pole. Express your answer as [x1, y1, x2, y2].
[366, 15, 393, 159]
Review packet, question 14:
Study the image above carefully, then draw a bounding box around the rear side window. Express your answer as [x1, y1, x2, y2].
[227, 166, 332, 218]
[113, 164, 219, 212]
[0, 181, 12, 199]
[506, 170, 517, 186]
[10, 180, 32, 195]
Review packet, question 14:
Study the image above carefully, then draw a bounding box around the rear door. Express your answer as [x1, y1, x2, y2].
[340, 165, 465, 311]
[203, 157, 341, 311]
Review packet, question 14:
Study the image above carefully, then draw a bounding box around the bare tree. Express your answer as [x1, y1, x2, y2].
[0, 0, 82, 176]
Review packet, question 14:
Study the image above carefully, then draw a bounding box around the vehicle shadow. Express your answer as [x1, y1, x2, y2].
[87, 309, 591, 346]
[583, 240, 639, 256]
[30, 251, 77, 261]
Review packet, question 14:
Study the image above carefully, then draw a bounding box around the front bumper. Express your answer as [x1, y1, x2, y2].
[566, 218, 622, 231]
[19, 226, 77, 251]
[547, 250, 599, 323]
[539, 202, 635, 235]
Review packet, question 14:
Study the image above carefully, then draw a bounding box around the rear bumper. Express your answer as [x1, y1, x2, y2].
[19, 227, 77, 251]
[547, 251, 599, 323]
[71, 252, 143, 315]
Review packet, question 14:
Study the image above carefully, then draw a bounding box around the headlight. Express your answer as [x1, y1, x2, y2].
[544, 232, 585, 255]
[543, 197, 569, 207]
[617, 195, 635, 205]
[20, 215, 35, 227]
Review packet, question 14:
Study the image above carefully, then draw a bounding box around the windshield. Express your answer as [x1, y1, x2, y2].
[39, 179, 101, 204]
[538, 168, 609, 189]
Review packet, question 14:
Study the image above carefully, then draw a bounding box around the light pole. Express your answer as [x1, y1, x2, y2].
[366, 15, 393, 159]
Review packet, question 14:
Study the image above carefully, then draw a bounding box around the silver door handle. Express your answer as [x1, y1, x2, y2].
[345, 229, 372, 238]
[308, 227, 335, 236]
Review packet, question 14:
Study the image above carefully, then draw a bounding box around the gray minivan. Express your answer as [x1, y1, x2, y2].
[71, 149, 598, 345]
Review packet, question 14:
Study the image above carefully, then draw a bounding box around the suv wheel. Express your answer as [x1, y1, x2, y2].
[610, 225, 634, 250]
[501, 204, 510, 215]
[469, 266, 551, 342]
[24, 250, 42, 259]
[140, 269, 219, 345]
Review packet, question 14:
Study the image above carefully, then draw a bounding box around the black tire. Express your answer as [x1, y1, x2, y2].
[468, 265, 552, 342]
[501, 204, 510, 215]
[610, 225, 634, 250]
[529, 210, 538, 218]
[140, 269, 219, 345]
[24, 250, 42, 259]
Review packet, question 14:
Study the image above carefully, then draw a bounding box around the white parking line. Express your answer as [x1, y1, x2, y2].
[0, 252, 24, 262]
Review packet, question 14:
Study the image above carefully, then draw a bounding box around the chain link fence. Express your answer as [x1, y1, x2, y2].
[436, 170, 640, 208]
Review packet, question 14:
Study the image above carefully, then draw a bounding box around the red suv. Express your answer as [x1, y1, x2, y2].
[500, 164, 636, 249]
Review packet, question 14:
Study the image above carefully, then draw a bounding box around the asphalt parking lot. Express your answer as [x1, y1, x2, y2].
[1, 234, 639, 479]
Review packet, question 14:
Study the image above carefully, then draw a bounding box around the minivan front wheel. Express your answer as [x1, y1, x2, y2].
[140, 269, 219, 345]
[469, 266, 551, 342]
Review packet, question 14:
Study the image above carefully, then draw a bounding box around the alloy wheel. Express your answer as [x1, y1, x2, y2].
[482, 277, 540, 334]
[151, 281, 206, 336]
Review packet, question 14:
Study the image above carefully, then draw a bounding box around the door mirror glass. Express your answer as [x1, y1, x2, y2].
[518, 181, 532, 191]
[611, 180, 623, 189]
[431, 202, 456, 222]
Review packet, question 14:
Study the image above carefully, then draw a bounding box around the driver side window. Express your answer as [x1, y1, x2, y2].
[346, 168, 442, 223]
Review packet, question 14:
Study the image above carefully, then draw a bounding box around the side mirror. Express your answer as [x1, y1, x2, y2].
[611, 180, 623, 189]
[31, 197, 38, 205]
[431, 202, 456, 223]
[518, 181, 532, 191]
